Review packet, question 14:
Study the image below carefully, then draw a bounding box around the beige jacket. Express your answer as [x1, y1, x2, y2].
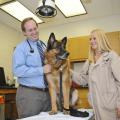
[73, 51, 120, 120]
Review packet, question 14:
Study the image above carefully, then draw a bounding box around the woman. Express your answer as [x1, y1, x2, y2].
[71, 29, 120, 120]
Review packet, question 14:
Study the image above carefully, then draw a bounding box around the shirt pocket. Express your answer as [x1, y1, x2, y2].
[26, 52, 40, 66]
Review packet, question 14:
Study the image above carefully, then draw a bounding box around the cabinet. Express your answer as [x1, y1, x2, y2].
[76, 88, 91, 109]
[0, 89, 18, 120]
[67, 36, 89, 62]
[68, 31, 120, 109]
[0, 97, 4, 120]
[67, 31, 120, 62]
[106, 31, 120, 55]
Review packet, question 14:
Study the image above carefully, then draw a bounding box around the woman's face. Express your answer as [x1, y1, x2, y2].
[90, 34, 98, 51]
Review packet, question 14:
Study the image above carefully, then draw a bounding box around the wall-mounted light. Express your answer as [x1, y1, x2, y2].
[35, 0, 57, 18]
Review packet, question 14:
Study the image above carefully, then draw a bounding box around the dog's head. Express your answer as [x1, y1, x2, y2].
[45, 33, 69, 68]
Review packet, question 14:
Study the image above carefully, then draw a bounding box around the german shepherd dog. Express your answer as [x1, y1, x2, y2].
[45, 33, 71, 115]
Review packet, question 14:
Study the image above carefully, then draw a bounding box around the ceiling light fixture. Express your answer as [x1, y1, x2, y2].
[0, 1, 43, 23]
[55, 0, 87, 17]
[35, 0, 57, 18]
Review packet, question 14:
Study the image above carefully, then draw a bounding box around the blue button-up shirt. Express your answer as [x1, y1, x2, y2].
[12, 39, 46, 88]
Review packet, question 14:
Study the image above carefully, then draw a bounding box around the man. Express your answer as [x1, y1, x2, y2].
[12, 17, 51, 119]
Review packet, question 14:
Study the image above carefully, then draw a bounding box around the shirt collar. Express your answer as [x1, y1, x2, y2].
[27, 39, 39, 44]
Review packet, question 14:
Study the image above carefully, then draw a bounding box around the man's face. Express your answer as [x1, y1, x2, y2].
[23, 20, 39, 41]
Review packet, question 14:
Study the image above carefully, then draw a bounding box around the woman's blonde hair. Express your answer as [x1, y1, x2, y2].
[88, 29, 112, 63]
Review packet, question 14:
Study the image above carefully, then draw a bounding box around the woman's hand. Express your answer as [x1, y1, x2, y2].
[116, 107, 120, 118]
[43, 64, 51, 74]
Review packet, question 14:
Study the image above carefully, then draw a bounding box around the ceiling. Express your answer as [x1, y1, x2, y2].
[0, 0, 120, 32]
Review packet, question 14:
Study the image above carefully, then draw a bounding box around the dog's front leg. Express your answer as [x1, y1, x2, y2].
[62, 79, 70, 114]
[46, 74, 57, 114]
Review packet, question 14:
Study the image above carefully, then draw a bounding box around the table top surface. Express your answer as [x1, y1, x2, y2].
[18, 109, 94, 120]
[0, 88, 17, 94]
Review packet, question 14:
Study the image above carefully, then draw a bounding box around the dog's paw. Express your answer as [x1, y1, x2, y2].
[49, 111, 57, 115]
[63, 108, 70, 115]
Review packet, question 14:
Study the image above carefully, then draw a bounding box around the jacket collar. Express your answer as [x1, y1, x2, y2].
[91, 51, 110, 67]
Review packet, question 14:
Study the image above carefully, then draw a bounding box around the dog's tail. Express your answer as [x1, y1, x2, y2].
[70, 89, 79, 107]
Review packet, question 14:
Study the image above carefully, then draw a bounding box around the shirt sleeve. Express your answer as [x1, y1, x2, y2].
[110, 51, 120, 108]
[70, 60, 89, 85]
[12, 45, 44, 78]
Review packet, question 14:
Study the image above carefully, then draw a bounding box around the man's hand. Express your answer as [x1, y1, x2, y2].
[43, 64, 51, 74]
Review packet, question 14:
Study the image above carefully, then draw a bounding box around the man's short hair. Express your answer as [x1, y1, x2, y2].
[21, 17, 38, 32]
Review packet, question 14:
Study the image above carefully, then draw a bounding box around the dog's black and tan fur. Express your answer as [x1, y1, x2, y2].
[45, 33, 71, 115]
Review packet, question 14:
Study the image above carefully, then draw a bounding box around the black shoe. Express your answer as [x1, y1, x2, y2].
[70, 108, 89, 117]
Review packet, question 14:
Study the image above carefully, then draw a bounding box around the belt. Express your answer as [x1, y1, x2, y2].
[19, 84, 48, 92]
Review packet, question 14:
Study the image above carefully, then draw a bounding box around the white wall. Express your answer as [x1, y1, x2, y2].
[39, 14, 120, 40]
[0, 22, 21, 80]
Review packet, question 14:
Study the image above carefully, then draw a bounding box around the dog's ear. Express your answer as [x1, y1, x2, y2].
[61, 37, 67, 48]
[47, 33, 56, 51]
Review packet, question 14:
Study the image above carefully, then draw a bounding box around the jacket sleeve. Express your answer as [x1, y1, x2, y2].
[12, 46, 44, 78]
[70, 60, 89, 85]
[110, 51, 120, 108]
